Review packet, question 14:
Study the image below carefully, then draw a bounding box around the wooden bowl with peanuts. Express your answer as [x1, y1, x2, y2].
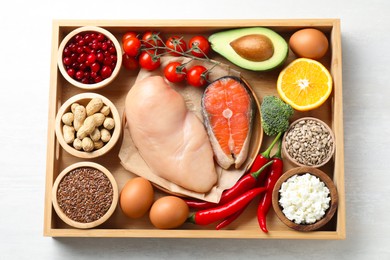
[55, 93, 121, 158]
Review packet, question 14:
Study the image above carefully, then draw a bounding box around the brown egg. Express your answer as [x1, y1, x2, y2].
[119, 177, 154, 218]
[289, 28, 329, 60]
[149, 196, 189, 229]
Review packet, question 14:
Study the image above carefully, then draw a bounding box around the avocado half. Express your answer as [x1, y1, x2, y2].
[209, 27, 288, 71]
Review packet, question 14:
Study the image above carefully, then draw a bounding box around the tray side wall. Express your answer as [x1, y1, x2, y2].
[44, 21, 61, 237]
[330, 19, 346, 239]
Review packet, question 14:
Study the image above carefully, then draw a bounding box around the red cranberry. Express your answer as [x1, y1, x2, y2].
[103, 57, 112, 66]
[96, 53, 104, 62]
[91, 43, 99, 49]
[71, 62, 79, 69]
[84, 34, 92, 43]
[69, 44, 76, 52]
[77, 53, 87, 63]
[79, 62, 87, 71]
[97, 33, 105, 42]
[78, 39, 85, 46]
[91, 62, 100, 73]
[63, 47, 71, 57]
[101, 66, 112, 79]
[70, 53, 77, 62]
[83, 46, 92, 53]
[67, 68, 75, 78]
[94, 76, 103, 83]
[87, 54, 96, 64]
[108, 46, 116, 54]
[75, 35, 82, 42]
[75, 71, 84, 80]
[63, 57, 72, 66]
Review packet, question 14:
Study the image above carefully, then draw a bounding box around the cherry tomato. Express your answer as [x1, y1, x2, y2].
[187, 65, 208, 87]
[189, 36, 210, 58]
[142, 31, 164, 49]
[122, 32, 138, 44]
[122, 53, 139, 70]
[138, 51, 161, 71]
[123, 37, 141, 57]
[165, 36, 187, 56]
[164, 62, 187, 83]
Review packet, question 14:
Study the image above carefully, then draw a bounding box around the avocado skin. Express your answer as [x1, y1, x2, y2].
[209, 27, 289, 71]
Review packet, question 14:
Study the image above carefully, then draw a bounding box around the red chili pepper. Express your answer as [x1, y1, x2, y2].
[257, 138, 284, 233]
[188, 187, 266, 226]
[210, 133, 284, 230]
[185, 160, 272, 209]
[250, 132, 282, 187]
[215, 203, 249, 230]
[185, 133, 281, 210]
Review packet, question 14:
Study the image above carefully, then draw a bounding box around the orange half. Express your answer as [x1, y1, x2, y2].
[277, 58, 333, 111]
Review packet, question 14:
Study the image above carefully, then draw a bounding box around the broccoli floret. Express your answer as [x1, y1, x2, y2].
[260, 96, 294, 136]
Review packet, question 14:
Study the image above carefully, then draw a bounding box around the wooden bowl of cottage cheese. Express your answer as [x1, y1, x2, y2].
[272, 167, 338, 232]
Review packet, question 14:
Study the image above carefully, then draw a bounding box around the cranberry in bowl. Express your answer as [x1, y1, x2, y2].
[58, 26, 122, 90]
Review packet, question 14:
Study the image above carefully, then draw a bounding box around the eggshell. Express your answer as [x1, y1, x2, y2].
[119, 177, 154, 218]
[289, 28, 329, 60]
[149, 196, 189, 229]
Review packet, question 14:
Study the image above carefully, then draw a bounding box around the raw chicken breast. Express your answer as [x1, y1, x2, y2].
[125, 76, 217, 193]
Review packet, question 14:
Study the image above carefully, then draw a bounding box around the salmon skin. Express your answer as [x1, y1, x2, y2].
[201, 76, 255, 169]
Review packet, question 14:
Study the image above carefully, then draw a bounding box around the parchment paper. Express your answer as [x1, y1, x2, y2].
[118, 56, 251, 203]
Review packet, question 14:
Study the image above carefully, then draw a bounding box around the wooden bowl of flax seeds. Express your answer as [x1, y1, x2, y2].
[282, 117, 335, 168]
[52, 162, 118, 229]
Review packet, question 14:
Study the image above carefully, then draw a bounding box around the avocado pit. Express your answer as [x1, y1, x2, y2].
[230, 34, 274, 62]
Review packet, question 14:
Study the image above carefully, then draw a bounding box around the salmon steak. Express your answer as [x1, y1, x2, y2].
[202, 76, 255, 169]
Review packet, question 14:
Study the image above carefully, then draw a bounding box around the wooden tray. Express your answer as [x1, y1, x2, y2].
[44, 19, 345, 239]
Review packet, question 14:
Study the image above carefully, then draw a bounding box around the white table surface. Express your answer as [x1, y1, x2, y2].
[1, 0, 389, 259]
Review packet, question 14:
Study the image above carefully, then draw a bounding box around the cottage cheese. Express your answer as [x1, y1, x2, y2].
[279, 173, 331, 224]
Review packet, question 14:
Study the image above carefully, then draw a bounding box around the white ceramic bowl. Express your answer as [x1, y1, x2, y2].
[57, 26, 122, 89]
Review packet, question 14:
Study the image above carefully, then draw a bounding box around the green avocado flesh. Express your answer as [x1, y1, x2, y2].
[209, 27, 288, 71]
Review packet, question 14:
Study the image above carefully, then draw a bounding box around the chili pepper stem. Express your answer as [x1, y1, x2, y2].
[187, 214, 196, 224]
[251, 160, 273, 179]
[262, 132, 282, 158]
[273, 135, 283, 159]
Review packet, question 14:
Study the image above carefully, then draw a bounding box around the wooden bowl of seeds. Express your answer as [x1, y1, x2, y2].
[52, 162, 119, 229]
[282, 117, 335, 168]
[55, 93, 121, 159]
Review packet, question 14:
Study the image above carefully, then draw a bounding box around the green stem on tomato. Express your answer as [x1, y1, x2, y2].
[141, 34, 221, 71]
